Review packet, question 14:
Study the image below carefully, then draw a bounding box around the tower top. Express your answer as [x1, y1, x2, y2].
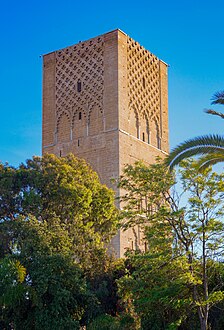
[43, 29, 168, 66]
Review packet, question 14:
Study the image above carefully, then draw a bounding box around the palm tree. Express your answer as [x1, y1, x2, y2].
[165, 91, 224, 170]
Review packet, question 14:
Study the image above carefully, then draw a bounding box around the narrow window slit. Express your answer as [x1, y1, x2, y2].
[77, 80, 82, 92]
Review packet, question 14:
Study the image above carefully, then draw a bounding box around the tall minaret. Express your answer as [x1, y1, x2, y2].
[42, 29, 169, 257]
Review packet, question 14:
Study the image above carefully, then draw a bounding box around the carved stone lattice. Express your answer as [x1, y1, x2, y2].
[55, 37, 104, 129]
[127, 37, 161, 123]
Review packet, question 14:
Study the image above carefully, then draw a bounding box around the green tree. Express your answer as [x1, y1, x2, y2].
[117, 159, 224, 330]
[0, 153, 118, 274]
[0, 154, 119, 329]
[22, 254, 92, 330]
[166, 91, 224, 169]
[0, 257, 27, 327]
[0, 254, 93, 330]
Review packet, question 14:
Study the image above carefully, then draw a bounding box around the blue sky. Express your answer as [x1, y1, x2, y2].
[1, 0, 224, 166]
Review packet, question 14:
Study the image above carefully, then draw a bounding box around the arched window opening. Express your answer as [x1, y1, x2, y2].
[128, 108, 140, 139]
[72, 111, 86, 140]
[150, 119, 161, 148]
[143, 77, 146, 89]
[57, 113, 71, 143]
[88, 106, 104, 136]
[141, 113, 149, 143]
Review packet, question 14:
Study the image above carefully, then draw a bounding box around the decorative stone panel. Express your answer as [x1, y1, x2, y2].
[55, 37, 104, 130]
[127, 37, 161, 136]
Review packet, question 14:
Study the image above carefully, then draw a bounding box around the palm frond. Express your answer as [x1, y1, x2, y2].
[211, 91, 224, 105]
[204, 109, 224, 119]
[165, 134, 224, 169]
[196, 153, 224, 171]
[165, 91, 224, 170]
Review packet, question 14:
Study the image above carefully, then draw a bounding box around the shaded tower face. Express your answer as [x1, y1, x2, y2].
[42, 29, 169, 257]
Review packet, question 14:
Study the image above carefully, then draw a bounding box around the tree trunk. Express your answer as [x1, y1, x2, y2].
[198, 305, 208, 330]
[200, 316, 207, 330]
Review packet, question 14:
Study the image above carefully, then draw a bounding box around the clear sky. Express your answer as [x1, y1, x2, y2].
[1, 0, 224, 166]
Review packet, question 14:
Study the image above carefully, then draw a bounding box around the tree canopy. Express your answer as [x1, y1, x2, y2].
[0, 154, 120, 329]
[0, 153, 118, 272]
[1, 153, 224, 329]
[117, 159, 224, 330]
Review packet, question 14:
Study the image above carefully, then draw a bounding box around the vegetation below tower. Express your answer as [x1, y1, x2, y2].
[1, 154, 224, 329]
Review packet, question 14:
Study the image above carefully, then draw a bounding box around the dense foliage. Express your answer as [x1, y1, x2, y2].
[0, 154, 120, 329]
[117, 159, 224, 330]
[1, 154, 224, 329]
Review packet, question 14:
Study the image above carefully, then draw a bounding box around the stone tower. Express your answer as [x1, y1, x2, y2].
[42, 29, 169, 258]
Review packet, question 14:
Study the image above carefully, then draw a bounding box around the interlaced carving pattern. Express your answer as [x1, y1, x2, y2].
[127, 37, 160, 121]
[55, 37, 104, 127]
